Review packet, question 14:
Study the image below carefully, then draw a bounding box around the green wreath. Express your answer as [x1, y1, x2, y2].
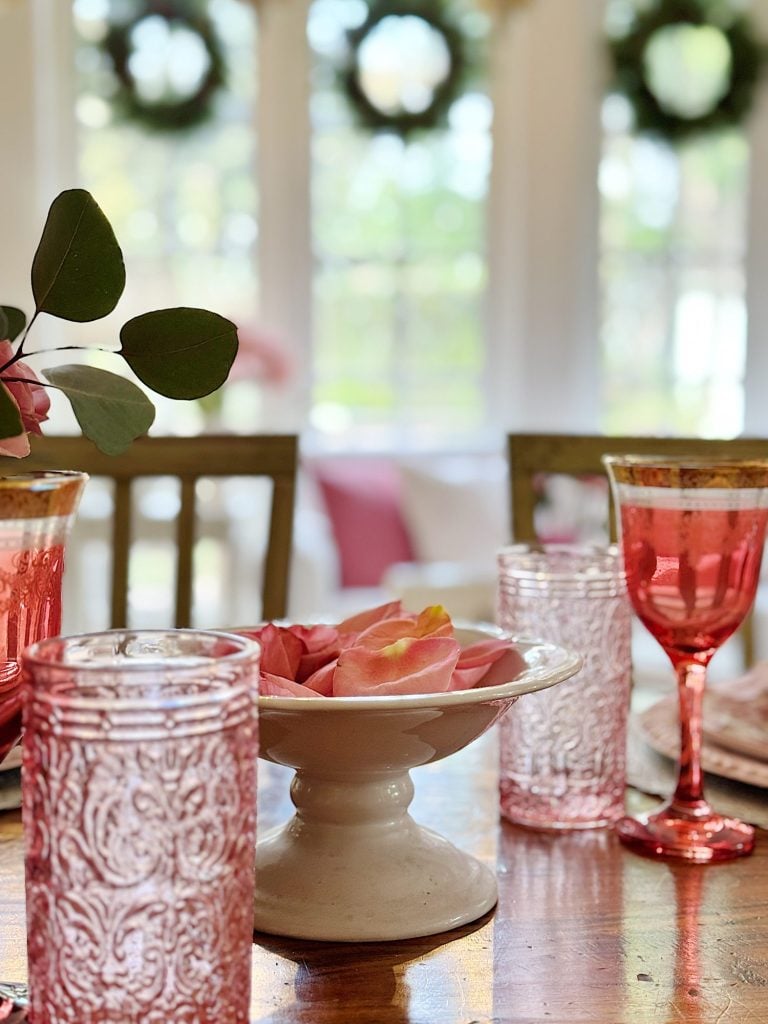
[609, 0, 766, 145]
[103, 3, 226, 133]
[340, 0, 468, 138]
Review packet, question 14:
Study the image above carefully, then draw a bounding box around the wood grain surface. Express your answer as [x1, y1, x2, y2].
[1, 731, 766, 1023]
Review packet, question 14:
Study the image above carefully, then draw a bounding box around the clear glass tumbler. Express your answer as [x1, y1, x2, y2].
[21, 629, 260, 1024]
[497, 544, 632, 829]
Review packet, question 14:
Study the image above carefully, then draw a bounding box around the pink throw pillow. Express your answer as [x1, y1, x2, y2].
[311, 459, 415, 587]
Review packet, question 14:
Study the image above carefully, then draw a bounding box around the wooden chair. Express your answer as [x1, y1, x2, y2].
[1, 434, 298, 628]
[507, 433, 768, 666]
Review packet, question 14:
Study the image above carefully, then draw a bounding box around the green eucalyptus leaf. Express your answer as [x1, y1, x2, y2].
[119, 307, 238, 399]
[32, 189, 126, 322]
[0, 305, 26, 346]
[0, 382, 24, 439]
[0, 307, 27, 343]
[43, 364, 155, 456]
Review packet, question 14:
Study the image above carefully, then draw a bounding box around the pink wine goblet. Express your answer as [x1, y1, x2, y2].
[604, 455, 768, 863]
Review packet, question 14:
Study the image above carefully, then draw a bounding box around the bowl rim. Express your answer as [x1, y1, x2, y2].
[252, 624, 582, 712]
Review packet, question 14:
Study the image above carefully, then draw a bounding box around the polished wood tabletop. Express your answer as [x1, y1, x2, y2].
[0, 731, 766, 1023]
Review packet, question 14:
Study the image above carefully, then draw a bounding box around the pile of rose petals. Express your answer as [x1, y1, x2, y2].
[239, 601, 525, 698]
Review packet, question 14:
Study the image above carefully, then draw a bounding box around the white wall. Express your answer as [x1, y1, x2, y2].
[0, 0, 76, 307]
[743, 0, 768, 435]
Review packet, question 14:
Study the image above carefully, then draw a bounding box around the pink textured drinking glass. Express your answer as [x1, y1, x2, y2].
[604, 455, 768, 862]
[0, 471, 87, 763]
[21, 629, 260, 1024]
[496, 544, 632, 829]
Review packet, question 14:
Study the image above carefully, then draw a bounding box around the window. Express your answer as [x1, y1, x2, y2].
[73, 0, 259, 435]
[599, 0, 750, 438]
[308, 0, 492, 450]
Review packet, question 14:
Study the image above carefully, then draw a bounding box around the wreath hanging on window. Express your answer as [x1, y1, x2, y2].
[608, 0, 766, 145]
[340, 0, 468, 139]
[102, 2, 226, 133]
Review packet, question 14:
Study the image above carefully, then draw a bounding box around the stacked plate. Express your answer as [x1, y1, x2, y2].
[638, 687, 768, 789]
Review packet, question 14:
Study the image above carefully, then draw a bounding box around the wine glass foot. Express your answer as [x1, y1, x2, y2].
[616, 807, 755, 863]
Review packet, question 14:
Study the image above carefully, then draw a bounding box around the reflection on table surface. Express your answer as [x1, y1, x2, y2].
[0, 730, 765, 1023]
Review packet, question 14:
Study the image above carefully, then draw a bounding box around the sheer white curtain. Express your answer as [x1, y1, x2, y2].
[485, 0, 607, 435]
[256, 0, 313, 433]
[744, 1, 768, 435]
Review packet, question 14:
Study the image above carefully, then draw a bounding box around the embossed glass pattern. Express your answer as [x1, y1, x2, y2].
[496, 545, 631, 829]
[21, 629, 260, 1024]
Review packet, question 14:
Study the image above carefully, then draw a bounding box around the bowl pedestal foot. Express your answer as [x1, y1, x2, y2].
[253, 768, 497, 942]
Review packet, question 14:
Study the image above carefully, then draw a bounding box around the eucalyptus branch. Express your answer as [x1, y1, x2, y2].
[16, 345, 118, 361]
[14, 311, 39, 359]
[0, 377, 59, 389]
[0, 351, 25, 375]
[0, 188, 238, 456]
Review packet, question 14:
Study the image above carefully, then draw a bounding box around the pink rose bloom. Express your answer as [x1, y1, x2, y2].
[0, 340, 50, 458]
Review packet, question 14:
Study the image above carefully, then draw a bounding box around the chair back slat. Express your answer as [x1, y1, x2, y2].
[175, 477, 198, 628]
[111, 478, 133, 628]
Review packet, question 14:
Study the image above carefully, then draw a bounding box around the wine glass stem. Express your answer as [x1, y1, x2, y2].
[671, 659, 709, 815]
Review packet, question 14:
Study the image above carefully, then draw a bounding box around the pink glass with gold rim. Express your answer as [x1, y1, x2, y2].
[0, 471, 87, 763]
[604, 454, 768, 863]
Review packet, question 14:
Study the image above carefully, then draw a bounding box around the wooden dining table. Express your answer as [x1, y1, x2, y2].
[0, 730, 765, 1023]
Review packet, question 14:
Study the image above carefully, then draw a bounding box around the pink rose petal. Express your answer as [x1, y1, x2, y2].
[260, 672, 324, 698]
[448, 638, 516, 690]
[242, 623, 304, 680]
[303, 658, 338, 696]
[294, 626, 341, 682]
[290, 624, 339, 652]
[455, 638, 513, 667]
[296, 645, 340, 683]
[333, 636, 461, 697]
[459, 647, 528, 690]
[336, 600, 404, 635]
[355, 605, 453, 650]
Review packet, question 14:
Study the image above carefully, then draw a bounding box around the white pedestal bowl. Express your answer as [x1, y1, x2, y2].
[254, 627, 581, 942]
